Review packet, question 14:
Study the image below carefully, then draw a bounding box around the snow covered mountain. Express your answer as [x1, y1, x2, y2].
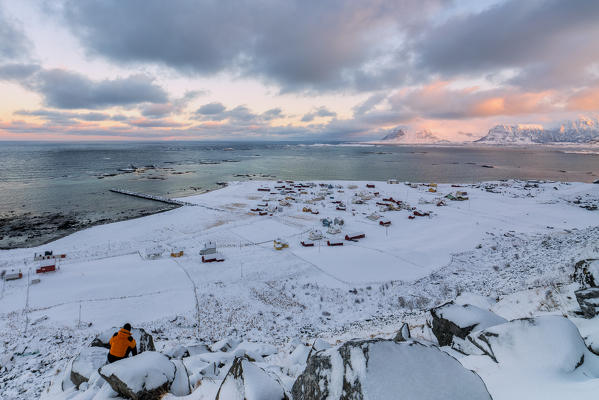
[379, 128, 447, 144]
[476, 117, 599, 144]
[475, 124, 545, 144]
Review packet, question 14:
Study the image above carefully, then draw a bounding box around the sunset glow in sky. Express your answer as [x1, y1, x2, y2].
[0, 0, 598, 141]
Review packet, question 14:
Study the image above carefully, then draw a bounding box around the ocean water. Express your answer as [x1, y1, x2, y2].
[0, 141, 598, 247]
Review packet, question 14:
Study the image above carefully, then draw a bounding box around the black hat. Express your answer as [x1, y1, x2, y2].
[123, 323, 132, 331]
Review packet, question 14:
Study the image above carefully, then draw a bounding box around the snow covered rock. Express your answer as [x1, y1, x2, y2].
[215, 356, 288, 400]
[431, 301, 507, 346]
[91, 327, 155, 353]
[210, 337, 241, 352]
[393, 323, 411, 342]
[170, 359, 192, 396]
[184, 356, 219, 389]
[468, 316, 597, 370]
[70, 346, 108, 388]
[311, 338, 332, 352]
[234, 341, 278, 361]
[163, 342, 211, 359]
[291, 339, 491, 400]
[575, 287, 599, 318]
[454, 292, 496, 310]
[463, 316, 599, 399]
[98, 352, 176, 400]
[572, 259, 599, 288]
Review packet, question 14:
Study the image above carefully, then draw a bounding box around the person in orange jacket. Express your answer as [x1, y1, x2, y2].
[107, 323, 138, 363]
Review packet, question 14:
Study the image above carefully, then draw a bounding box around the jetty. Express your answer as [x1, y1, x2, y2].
[110, 188, 196, 206]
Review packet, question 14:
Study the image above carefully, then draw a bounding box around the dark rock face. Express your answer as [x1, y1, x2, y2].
[90, 327, 155, 353]
[575, 288, 599, 318]
[572, 259, 599, 288]
[431, 307, 471, 347]
[430, 301, 507, 347]
[292, 339, 492, 400]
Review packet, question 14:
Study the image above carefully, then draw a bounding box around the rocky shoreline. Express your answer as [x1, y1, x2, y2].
[0, 206, 177, 250]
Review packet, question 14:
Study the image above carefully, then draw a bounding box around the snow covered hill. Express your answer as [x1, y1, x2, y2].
[476, 117, 599, 144]
[1, 179, 599, 399]
[376, 128, 448, 144]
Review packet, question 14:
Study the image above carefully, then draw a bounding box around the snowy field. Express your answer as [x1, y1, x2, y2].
[1, 179, 599, 399]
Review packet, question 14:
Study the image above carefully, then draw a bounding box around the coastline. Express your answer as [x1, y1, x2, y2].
[0, 205, 178, 250]
[0, 186, 226, 250]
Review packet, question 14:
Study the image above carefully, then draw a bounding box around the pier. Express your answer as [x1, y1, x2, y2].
[110, 188, 196, 206]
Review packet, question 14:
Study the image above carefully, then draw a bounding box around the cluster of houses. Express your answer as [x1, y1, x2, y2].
[1, 249, 67, 283]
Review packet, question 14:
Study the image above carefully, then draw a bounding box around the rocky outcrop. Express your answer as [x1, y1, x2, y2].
[70, 347, 108, 388]
[575, 288, 599, 318]
[91, 327, 155, 353]
[98, 352, 175, 400]
[572, 259, 599, 288]
[393, 323, 411, 342]
[431, 301, 507, 346]
[216, 356, 288, 400]
[291, 339, 492, 400]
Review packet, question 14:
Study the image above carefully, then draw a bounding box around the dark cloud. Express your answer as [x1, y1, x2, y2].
[14, 69, 168, 109]
[196, 102, 226, 116]
[301, 106, 337, 122]
[14, 109, 126, 124]
[352, 93, 387, 116]
[0, 63, 169, 110]
[141, 90, 204, 117]
[0, 63, 40, 80]
[62, 0, 443, 92]
[261, 108, 283, 120]
[415, 0, 599, 89]
[128, 118, 186, 128]
[194, 103, 280, 124]
[0, 5, 31, 60]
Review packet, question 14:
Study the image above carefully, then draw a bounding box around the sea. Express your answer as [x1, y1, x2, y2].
[0, 141, 598, 248]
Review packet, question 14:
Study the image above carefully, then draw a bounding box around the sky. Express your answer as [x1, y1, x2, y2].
[0, 0, 598, 142]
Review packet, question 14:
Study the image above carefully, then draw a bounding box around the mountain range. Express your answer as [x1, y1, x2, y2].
[475, 117, 599, 144]
[377, 117, 599, 145]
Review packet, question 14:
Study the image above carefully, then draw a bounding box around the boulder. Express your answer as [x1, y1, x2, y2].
[393, 323, 411, 342]
[91, 327, 155, 353]
[311, 338, 332, 352]
[575, 287, 599, 318]
[187, 343, 212, 356]
[571, 259, 599, 288]
[163, 343, 211, 359]
[468, 316, 599, 372]
[234, 341, 278, 361]
[216, 356, 288, 400]
[184, 356, 220, 389]
[210, 337, 241, 353]
[98, 352, 175, 400]
[291, 339, 492, 400]
[70, 347, 108, 388]
[170, 359, 192, 396]
[431, 301, 507, 346]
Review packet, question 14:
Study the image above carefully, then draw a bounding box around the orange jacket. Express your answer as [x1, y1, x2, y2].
[109, 328, 137, 358]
